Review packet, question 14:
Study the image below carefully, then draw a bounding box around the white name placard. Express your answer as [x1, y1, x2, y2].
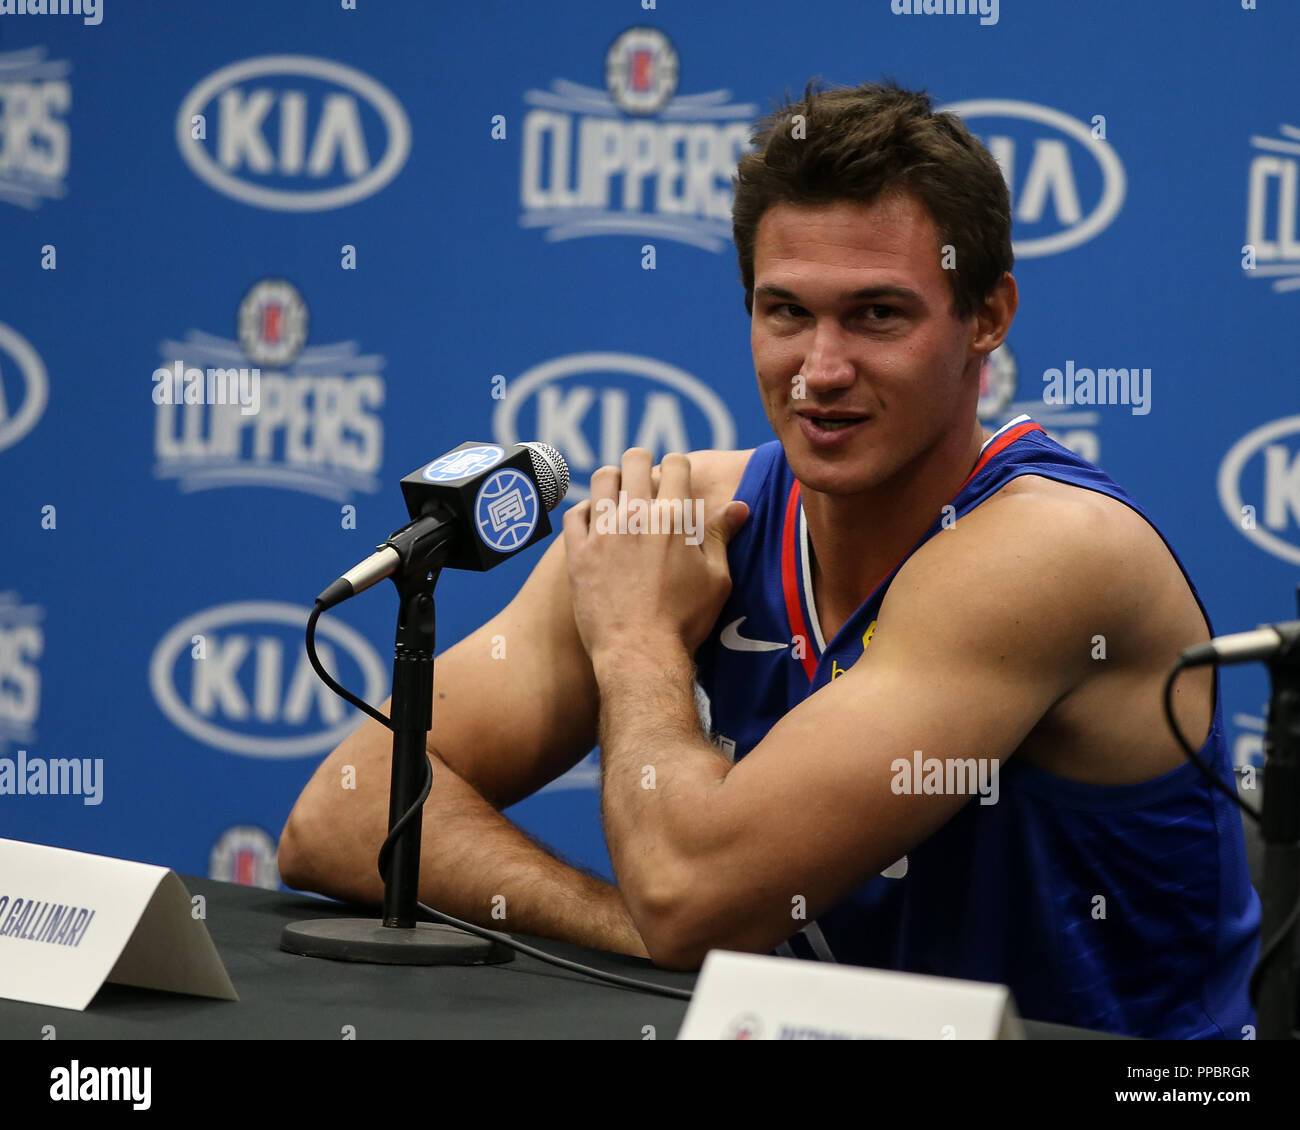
[678, 950, 1023, 1040]
[0, 837, 238, 1011]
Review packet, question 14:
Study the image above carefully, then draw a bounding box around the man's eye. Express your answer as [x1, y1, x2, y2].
[769, 303, 896, 320]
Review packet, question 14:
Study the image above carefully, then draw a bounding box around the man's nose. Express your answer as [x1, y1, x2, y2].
[799, 320, 856, 390]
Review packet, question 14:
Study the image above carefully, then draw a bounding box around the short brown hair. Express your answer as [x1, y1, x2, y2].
[732, 79, 1013, 320]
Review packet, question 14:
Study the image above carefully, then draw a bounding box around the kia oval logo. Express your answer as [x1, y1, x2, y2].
[0, 324, 49, 453]
[176, 55, 411, 211]
[149, 601, 387, 758]
[493, 352, 737, 502]
[1219, 415, 1300, 566]
[939, 98, 1127, 258]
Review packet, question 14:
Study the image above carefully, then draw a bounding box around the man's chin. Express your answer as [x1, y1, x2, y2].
[783, 447, 884, 496]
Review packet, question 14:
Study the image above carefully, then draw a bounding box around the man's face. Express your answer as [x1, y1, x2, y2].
[750, 193, 983, 496]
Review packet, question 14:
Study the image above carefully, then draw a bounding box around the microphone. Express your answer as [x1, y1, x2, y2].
[316, 441, 570, 610]
[1179, 620, 1300, 667]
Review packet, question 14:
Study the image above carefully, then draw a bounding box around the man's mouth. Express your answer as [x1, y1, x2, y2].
[796, 412, 872, 446]
[798, 411, 871, 429]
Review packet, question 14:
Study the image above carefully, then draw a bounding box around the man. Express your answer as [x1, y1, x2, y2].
[279, 81, 1260, 1039]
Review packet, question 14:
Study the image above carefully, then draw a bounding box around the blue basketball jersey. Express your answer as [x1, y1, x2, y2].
[693, 415, 1261, 1039]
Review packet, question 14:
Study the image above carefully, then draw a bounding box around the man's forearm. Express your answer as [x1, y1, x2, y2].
[281, 744, 649, 959]
[593, 639, 732, 932]
[415, 753, 650, 956]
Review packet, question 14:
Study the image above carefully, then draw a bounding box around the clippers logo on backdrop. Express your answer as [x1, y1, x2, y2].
[493, 351, 736, 502]
[0, 593, 43, 755]
[153, 279, 385, 501]
[210, 825, 280, 889]
[0, 47, 70, 209]
[520, 27, 757, 250]
[940, 99, 1126, 258]
[1244, 122, 1300, 294]
[1219, 416, 1300, 566]
[0, 322, 49, 453]
[976, 343, 1101, 464]
[176, 55, 411, 211]
[149, 601, 386, 759]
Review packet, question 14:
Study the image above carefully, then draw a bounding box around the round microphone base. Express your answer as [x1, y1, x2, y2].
[280, 918, 514, 966]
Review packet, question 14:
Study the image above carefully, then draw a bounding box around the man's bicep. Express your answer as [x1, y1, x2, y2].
[672, 506, 1095, 954]
[707, 622, 1055, 935]
[430, 533, 600, 810]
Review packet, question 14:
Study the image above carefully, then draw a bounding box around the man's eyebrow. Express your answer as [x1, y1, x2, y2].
[753, 283, 924, 304]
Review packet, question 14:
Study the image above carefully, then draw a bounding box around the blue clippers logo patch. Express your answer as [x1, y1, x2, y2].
[422, 444, 504, 482]
[475, 468, 539, 552]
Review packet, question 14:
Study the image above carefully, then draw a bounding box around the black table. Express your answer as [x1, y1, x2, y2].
[0, 876, 1119, 1039]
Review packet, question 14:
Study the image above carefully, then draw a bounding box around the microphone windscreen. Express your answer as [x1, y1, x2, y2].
[522, 441, 570, 511]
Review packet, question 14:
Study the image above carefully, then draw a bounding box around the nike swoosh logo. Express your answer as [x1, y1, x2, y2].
[720, 617, 787, 652]
[881, 856, 908, 880]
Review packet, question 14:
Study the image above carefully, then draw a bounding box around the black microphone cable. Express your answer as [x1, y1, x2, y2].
[304, 600, 693, 1002]
[1162, 658, 1260, 824]
[1162, 657, 1298, 1022]
[306, 601, 392, 729]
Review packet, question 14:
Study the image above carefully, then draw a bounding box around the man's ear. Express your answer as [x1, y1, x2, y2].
[970, 272, 1018, 356]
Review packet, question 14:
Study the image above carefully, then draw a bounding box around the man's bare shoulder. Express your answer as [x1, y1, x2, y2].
[882, 474, 1164, 648]
[984, 474, 1172, 584]
[679, 448, 755, 512]
[908, 472, 1136, 563]
[886, 471, 1198, 673]
[988, 473, 1208, 645]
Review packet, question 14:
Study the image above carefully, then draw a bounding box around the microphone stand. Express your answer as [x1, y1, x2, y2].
[280, 553, 512, 966]
[1257, 587, 1300, 1039]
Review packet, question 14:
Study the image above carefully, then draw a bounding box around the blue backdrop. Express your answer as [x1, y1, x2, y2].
[1, 0, 1297, 891]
